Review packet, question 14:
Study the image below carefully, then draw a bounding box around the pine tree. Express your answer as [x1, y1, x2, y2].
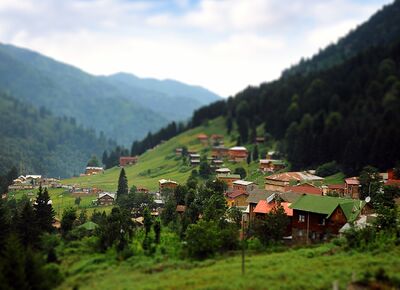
[252, 145, 259, 161]
[17, 201, 40, 248]
[154, 218, 161, 244]
[143, 207, 153, 236]
[116, 168, 128, 201]
[247, 153, 251, 164]
[34, 187, 55, 233]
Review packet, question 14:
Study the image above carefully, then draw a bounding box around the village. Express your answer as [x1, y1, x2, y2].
[8, 131, 399, 246]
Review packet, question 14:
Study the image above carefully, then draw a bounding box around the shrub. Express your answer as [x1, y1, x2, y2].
[315, 161, 340, 177]
[185, 220, 220, 260]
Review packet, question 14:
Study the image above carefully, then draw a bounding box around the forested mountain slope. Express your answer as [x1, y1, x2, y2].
[282, 0, 400, 77]
[129, 1, 400, 175]
[0, 44, 220, 145]
[0, 92, 116, 177]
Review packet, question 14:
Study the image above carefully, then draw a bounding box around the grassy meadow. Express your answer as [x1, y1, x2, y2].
[62, 117, 272, 192]
[58, 241, 400, 290]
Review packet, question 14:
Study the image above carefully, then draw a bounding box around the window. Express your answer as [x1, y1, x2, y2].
[298, 230, 304, 237]
[298, 214, 305, 222]
[318, 217, 326, 225]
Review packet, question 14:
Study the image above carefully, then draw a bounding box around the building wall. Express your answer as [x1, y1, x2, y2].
[292, 208, 347, 244]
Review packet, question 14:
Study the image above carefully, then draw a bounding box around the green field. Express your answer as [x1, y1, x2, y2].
[62, 117, 272, 192]
[58, 242, 400, 290]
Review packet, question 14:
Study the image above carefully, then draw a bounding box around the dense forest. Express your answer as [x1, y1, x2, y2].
[129, 1, 400, 175]
[0, 92, 116, 177]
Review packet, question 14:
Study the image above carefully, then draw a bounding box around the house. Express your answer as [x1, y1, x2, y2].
[255, 137, 265, 144]
[85, 167, 104, 175]
[97, 192, 115, 206]
[385, 179, 400, 188]
[216, 167, 231, 174]
[253, 200, 293, 235]
[211, 159, 223, 168]
[175, 148, 183, 156]
[159, 179, 178, 192]
[210, 134, 224, 145]
[189, 153, 201, 159]
[284, 183, 323, 196]
[176, 205, 186, 214]
[136, 187, 149, 194]
[232, 180, 256, 193]
[225, 191, 249, 207]
[344, 177, 360, 199]
[119, 156, 138, 167]
[290, 195, 369, 244]
[246, 189, 276, 222]
[327, 184, 346, 196]
[228, 146, 248, 162]
[265, 172, 323, 192]
[211, 146, 229, 158]
[190, 159, 200, 166]
[197, 133, 209, 145]
[259, 159, 286, 172]
[216, 173, 241, 188]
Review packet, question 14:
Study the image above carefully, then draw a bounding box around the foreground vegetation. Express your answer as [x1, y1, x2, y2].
[58, 242, 400, 290]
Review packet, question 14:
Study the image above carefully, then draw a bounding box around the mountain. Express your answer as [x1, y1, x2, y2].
[0, 91, 116, 177]
[0, 43, 221, 145]
[127, 0, 400, 175]
[104, 73, 220, 122]
[282, 0, 400, 77]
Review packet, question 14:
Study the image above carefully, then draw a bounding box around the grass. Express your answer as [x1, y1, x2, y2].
[7, 187, 113, 217]
[62, 117, 273, 192]
[324, 172, 346, 185]
[57, 243, 400, 290]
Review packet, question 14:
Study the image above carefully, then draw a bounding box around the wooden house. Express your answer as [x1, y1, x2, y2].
[264, 172, 323, 192]
[290, 195, 368, 244]
[255, 137, 265, 144]
[175, 148, 183, 156]
[215, 167, 231, 174]
[216, 173, 241, 188]
[159, 179, 178, 192]
[119, 156, 138, 167]
[97, 192, 115, 206]
[210, 134, 224, 145]
[225, 191, 249, 207]
[228, 146, 248, 162]
[246, 189, 276, 223]
[197, 133, 209, 145]
[190, 159, 200, 166]
[344, 177, 360, 199]
[232, 180, 256, 193]
[211, 146, 229, 158]
[327, 184, 346, 196]
[259, 159, 286, 172]
[284, 183, 323, 196]
[85, 167, 104, 175]
[137, 187, 149, 194]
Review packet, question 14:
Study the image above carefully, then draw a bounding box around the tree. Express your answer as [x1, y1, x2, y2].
[87, 155, 100, 167]
[61, 207, 77, 238]
[247, 153, 251, 164]
[34, 187, 55, 233]
[203, 193, 227, 222]
[143, 207, 153, 236]
[359, 166, 383, 201]
[17, 201, 40, 248]
[227, 207, 242, 228]
[74, 196, 81, 207]
[116, 168, 128, 202]
[252, 145, 259, 161]
[199, 157, 212, 179]
[154, 218, 161, 244]
[161, 197, 177, 226]
[315, 161, 340, 177]
[185, 220, 220, 260]
[0, 200, 10, 245]
[234, 167, 247, 179]
[254, 203, 289, 245]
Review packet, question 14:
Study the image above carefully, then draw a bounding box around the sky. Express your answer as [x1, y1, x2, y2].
[0, 0, 393, 97]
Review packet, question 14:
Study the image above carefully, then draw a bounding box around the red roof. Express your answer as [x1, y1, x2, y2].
[226, 191, 248, 199]
[345, 177, 360, 185]
[285, 184, 323, 195]
[385, 180, 400, 187]
[253, 200, 293, 216]
[197, 134, 208, 139]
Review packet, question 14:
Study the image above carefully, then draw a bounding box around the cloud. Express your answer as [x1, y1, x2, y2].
[0, 0, 392, 96]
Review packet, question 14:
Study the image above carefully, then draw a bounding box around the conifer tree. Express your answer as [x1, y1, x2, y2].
[34, 187, 55, 233]
[252, 145, 259, 161]
[17, 201, 40, 248]
[116, 168, 128, 201]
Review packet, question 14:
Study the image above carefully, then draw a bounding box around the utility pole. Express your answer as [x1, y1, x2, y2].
[241, 214, 245, 275]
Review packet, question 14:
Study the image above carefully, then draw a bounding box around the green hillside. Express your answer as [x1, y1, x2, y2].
[63, 117, 268, 191]
[58, 242, 400, 290]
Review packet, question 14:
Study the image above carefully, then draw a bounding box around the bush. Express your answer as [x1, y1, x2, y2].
[247, 237, 264, 252]
[315, 161, 340, 177]
[185, 220, 220, 260]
